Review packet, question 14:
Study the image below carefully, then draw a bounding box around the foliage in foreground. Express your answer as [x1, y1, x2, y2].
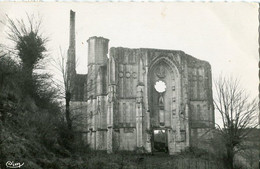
[0, 15, 72, 169]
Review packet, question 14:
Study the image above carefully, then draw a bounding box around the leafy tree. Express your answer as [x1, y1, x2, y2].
[5, 14, 47, 97]
[213, 76, 258, 169]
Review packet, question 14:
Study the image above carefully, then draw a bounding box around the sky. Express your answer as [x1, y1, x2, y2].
[0, 2, 258, 124]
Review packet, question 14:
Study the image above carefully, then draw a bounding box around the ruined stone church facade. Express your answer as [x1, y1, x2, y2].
[67, 10, 215, 155]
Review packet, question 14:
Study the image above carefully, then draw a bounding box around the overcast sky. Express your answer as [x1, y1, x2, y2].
[0, 2, 258, 115]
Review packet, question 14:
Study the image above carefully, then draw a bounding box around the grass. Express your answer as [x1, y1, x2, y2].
[48, 151, 221, 169]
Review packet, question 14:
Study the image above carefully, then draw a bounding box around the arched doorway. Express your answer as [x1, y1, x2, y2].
[153, 129, 167, 153]
[148, 58, 179, 154]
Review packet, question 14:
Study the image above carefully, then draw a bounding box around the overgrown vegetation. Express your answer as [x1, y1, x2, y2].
[0, 15, 73, 169]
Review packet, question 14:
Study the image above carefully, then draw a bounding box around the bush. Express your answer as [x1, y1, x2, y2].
[179, 146, 212, 159]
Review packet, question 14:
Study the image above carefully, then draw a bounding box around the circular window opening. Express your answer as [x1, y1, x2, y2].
[154, 80, 166, 93]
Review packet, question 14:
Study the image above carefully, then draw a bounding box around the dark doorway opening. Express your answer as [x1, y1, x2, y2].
[153, 129, 168, 153]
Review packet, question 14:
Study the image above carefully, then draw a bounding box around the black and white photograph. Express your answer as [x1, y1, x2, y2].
[0, 2, 259, 169]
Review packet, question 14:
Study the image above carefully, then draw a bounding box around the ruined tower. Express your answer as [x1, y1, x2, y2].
[67, 10, 76, 78]
[86, 37, 109, 150]
[66, 10, 87, 102]
[67, 10, 76, 99]
[68, 11, 215, 154]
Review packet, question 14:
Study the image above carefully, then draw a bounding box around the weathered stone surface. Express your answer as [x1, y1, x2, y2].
[67, 11, 214, 155]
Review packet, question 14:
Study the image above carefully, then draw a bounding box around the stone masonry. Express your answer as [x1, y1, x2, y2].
[67, 10, 215, 155]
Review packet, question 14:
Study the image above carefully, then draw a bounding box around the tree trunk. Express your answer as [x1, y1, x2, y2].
[226, 147, 234, 169]
[22, 66, 34, 97]
[65, 91, 72, 130]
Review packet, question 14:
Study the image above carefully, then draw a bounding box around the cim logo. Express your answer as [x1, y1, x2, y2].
[6, 161, 24, 168]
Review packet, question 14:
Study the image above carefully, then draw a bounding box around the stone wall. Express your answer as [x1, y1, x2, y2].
[108, 47, 214, 154]
[69, 36, 214, 154]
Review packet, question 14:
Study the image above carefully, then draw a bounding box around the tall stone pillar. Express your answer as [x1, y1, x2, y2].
[66, 10, 76, 99]
[107, 54, 117, 153]
[185, 104, 190, 147]
[67, 10, 76, 72]
[107, 85, 116, 153]
[136, 85, 144, 148]
[145, 110, 152, 152]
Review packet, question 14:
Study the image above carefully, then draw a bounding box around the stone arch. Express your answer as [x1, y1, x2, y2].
[148, 56, 181, 128]
[148, 56, 180, 78]
[148, 56, 182, 154]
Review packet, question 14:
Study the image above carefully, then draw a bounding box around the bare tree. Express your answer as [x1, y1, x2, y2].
[213, 75, 258, 169]
[51, 48, 74, 131]
[51, 49, 105, 153]
[52, 49, 89, 130]
[51, 47, 104, 132]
